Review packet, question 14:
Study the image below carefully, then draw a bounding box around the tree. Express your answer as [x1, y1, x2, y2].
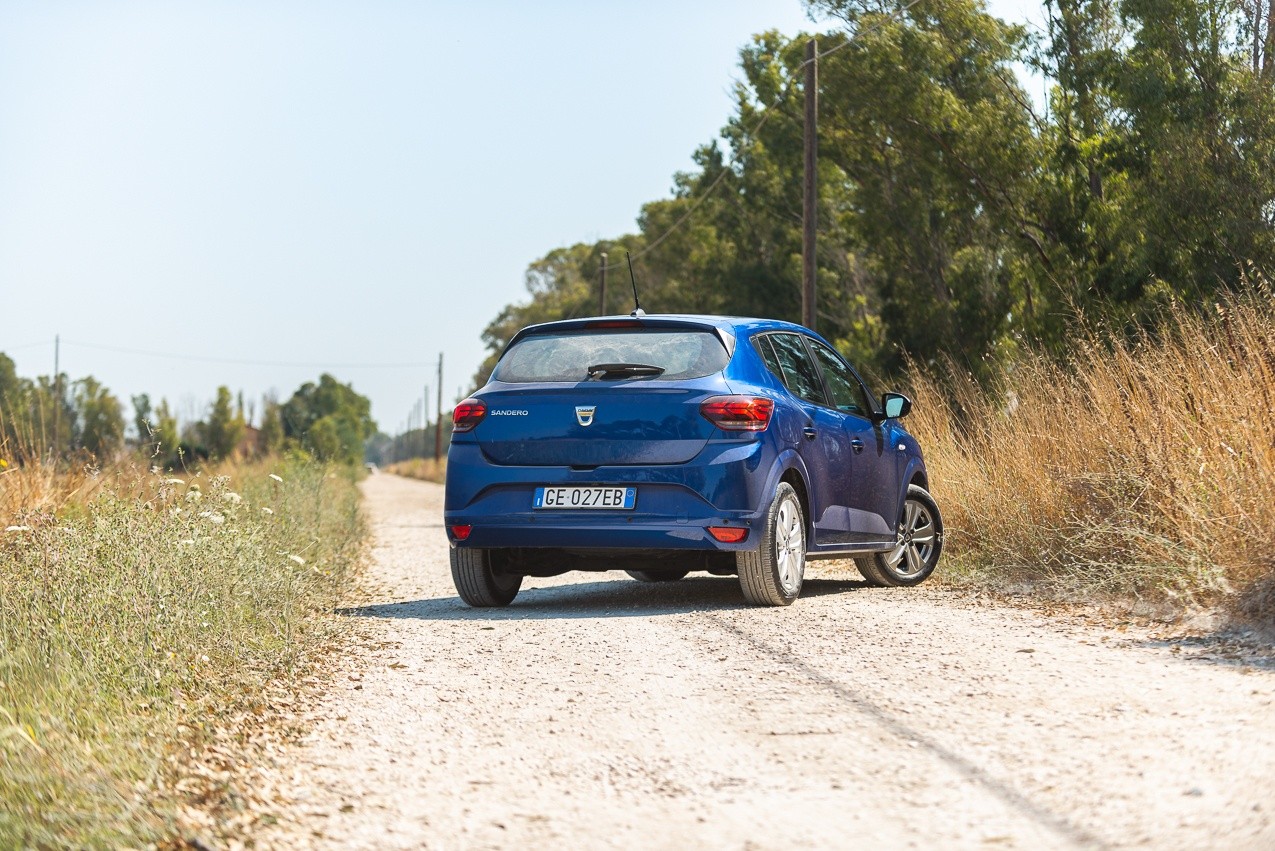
[474, 0, 1275, 392]
[281, 374, 376, 464]
[260, 395, 285, 455]
[132, 393, 156, 454]
[203, 386, 245, 461]
[153, 399, 180, 467]
[73, 376, 124, 460]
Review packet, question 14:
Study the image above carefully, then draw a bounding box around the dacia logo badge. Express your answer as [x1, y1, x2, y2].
[575, 405, 596, 427]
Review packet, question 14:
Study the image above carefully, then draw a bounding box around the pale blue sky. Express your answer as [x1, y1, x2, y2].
[0, 0, 1044, 434]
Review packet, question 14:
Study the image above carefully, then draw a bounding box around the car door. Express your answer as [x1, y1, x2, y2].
[804, 338, 899, 545]
[758, 333, 859, 547]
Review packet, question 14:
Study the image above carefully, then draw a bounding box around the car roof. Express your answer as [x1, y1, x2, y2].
[510, 313, 822, 340]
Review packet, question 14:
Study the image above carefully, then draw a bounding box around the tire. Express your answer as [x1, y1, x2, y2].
[625, 569, 690, 583]
[450, 547, 522, 607]
[737, 482, 806, 606]
[855, 484, 943, 587]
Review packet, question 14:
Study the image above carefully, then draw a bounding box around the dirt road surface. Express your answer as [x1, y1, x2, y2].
[256, 473, 1275, 850]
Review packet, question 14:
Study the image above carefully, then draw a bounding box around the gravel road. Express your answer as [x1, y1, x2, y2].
[257, 473, 1275, 850]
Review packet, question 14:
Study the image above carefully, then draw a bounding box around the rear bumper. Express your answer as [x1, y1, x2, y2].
[444, 438, 772, 551]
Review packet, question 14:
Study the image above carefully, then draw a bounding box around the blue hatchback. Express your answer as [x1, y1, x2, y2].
[444, 314, 942, 607]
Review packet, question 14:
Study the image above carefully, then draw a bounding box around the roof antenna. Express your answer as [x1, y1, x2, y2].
[626, 251, 646, 317]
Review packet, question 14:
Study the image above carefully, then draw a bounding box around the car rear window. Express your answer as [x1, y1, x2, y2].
[493, 329, 729, 383]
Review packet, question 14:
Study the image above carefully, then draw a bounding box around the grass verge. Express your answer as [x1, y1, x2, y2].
[905, 290, 1274, 626]
[384, 457, 446, 484]
[0, 460, 364, 847]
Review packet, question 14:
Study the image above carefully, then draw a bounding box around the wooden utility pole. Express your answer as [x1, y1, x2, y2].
[433, 353, 444, 462]
[53, 334, 60, 453]
[423, 385, 429, 458]
[802, 38, 818, 331]
[599, 252, 608, 316]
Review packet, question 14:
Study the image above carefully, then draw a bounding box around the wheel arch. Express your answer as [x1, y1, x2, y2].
[765, 447, 813, 539]
[894, 457, 930, 522]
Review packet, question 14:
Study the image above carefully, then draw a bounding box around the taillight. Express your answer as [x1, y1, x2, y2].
[700, 396, 774, 431]
[452, 398, 486, 433]
[450, 524, 473, 541]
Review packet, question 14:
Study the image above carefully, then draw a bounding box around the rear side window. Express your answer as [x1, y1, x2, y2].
[761, 333, 826, 404]
[493, 329, 729, 383]
[807, 339, 873, 416]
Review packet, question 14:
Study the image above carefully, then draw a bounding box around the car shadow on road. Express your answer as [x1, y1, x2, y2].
[337, 576, 872, 621]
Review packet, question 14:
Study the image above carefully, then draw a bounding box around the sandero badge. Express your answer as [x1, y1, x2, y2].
[444, 314, 942, 608]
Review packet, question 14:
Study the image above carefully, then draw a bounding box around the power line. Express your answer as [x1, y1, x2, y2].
[2, 340, 53, 353]
[601, 0, 923, 274]
[61, 339, 435, 370]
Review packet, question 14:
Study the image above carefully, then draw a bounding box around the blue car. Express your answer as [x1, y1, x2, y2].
[444, 314, 942, 607]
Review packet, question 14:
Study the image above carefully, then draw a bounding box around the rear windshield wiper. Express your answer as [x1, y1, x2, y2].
[586, 363, 666, 379]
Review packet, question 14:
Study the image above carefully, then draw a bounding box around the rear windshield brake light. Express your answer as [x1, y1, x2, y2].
[585, 320, 644, 329]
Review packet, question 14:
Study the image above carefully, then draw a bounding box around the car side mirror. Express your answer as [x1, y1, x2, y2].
[882, 392, 912, 420]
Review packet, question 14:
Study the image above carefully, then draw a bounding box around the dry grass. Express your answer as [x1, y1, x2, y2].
[0, 460, 110, 523]
[906, 290, 1275, 623]
[385, 457, 446, 484]
[0, 459, 364, 847]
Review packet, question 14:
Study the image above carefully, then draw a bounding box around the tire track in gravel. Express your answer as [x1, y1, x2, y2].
[253, 473, 1275, 850]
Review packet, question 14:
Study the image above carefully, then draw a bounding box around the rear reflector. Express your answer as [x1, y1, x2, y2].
[699, 396, 774, 431]
[452, 399, 486, 433]
[709, 526, 748, 543]
[450, 525, 473, 541]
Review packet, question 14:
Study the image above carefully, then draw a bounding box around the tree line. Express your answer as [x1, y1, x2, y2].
[475, 0, 1275, 385]
[0, 355, 376, 468]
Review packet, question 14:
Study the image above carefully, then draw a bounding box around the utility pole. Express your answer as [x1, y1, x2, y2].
[802, 38, 818, 331]
[423, 385, 430, 458]
[433, 353, 444, 462]
[53, 334, 60, 455]
[599, 252, 608, 315]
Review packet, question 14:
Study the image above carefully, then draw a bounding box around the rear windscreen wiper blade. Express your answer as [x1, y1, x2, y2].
[586, 362, 666, 379]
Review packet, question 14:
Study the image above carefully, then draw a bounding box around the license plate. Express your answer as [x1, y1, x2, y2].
[533, 486, 636, 510]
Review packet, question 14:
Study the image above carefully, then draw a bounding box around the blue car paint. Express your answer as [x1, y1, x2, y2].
[444, 315, 927, 561]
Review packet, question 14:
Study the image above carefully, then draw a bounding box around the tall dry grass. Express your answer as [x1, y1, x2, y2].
[385, 457, 447, 484]
[0, 460, 364, 847]
[906, 290, 1275, 621]
[0, 458, 110, 524]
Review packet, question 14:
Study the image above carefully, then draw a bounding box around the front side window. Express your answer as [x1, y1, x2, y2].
[493, 329, 728, 383]
[808, 339, 872, 416]
[763, 333, 826, 404]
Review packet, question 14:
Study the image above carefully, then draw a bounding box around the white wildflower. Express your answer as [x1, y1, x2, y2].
[268, 474, 283, 483]
[200, 655, 210, 663]
[165, 478, 185, 486]
[288, 554, 306, 566]
[260, 507, 274, 515]
[185, 490, 202, 503]
[208, 512, 225, 525]
[222, 491, 242, 505]
[5, 525, 31, 533]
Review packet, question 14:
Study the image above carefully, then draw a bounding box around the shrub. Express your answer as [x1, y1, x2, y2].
[905, 289, 1274, 620]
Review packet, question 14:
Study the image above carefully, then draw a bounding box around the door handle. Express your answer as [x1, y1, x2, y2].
[850, 438, 865, 453]
[802, 426, 817, 440]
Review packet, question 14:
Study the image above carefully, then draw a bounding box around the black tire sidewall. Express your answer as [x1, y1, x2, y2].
[766, 483, 804, 603]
